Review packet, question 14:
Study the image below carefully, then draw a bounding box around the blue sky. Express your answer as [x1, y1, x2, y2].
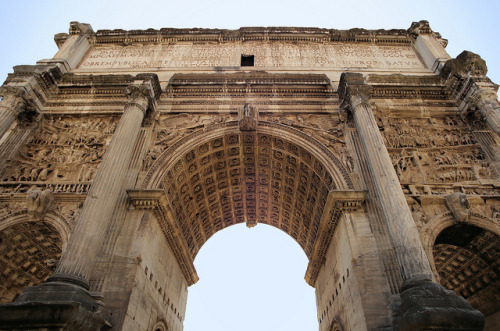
[0, 1, 498, 330]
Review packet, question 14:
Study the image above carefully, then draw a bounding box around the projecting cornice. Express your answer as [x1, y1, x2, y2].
[57, 25, 424, 47]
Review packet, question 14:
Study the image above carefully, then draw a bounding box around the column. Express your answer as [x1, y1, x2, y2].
[339, 73, 431, 283]
[471, 88, 500, 136]
[339, 73, 484, 331]
[50, 82, 155, 288]
[0, 87, 26, 139]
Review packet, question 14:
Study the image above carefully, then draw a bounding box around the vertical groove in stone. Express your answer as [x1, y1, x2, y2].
[473, 131, 498, 161]
[0, 127, 32, 177]
[347, 130, 402, 294]
[54, 103, 145, 281]
[351, 100, 433, 281]
[0, 109, 18, 141]
[91, 129, 150, 292]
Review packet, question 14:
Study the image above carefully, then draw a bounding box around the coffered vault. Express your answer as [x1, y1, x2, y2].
[0, 20, 498, 331]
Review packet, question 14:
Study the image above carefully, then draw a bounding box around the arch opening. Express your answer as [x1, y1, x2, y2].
[183, 223, 318, 331]
[147, 126, 353, 265]
[432, 223, 500, 318]
[0, 221, 63, 303]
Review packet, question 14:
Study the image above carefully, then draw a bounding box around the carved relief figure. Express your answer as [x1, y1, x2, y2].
[26, 186, 54, 221]
[0, 116, 117, 194]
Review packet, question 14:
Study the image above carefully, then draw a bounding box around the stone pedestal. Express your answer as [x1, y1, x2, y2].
[396, 276, 485, 331]
[408, 20, 450, 73]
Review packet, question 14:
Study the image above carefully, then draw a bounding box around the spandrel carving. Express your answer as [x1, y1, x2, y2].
[145, 114, 233, 171]
[0, 116, 117, 194]
[385, 117, 497, 191]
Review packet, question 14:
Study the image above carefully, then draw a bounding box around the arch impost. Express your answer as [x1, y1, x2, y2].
[127, 189, 199, 285]
[305, 190, 366, 286]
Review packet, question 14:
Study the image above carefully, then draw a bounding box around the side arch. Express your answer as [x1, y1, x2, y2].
[421, 212, 500, 319]
[0, 211, 69, 303]
[420, 211, 500, 278]
[151, 320, 168, 331]
[0, 211, 71, 248]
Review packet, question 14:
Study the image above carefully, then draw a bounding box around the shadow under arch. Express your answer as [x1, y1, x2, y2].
[0, 211, 69, 303]
[421, 212, 500, 319]
[0, 211, 71, 248]
[420, 211, 500, 278]
[142, 121, 354, 191]
[135, 120, 359, 287]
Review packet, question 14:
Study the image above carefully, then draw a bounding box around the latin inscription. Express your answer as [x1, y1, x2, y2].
[79, 43, 425, 70]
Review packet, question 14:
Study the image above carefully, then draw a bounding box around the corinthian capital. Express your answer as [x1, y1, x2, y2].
[0, 86, 27, 116]
[338, 73, 372, 112]
[124, 85, 153, 114]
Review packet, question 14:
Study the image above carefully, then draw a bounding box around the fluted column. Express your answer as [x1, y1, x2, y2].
[0, 87, 27, 139]
[339, 73, 432, 283]
[50, 83, 154, 289]
[339, 73, 484, 331]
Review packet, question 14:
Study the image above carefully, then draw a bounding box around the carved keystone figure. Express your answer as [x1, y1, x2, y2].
[26, 186, 54, 221]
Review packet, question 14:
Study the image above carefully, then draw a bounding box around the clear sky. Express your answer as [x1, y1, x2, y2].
[0, 1, 498, 330]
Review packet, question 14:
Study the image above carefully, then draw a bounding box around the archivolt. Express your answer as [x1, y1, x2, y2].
[140, 121, 354, 259]
[420, 211, 500, 280]
[142, 121, 353, 191]
[0, 211, 71, 248]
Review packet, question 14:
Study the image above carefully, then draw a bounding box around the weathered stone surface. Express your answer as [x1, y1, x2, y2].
[0, 21, 498, 331]
[395, 276, 485, 331]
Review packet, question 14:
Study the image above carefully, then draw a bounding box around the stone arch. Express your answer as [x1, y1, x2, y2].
[329, 319, 343, 331]
[0, 212, 68, 303]
[0, 211, 71, 248]
[421, 212, 500, 318]
[151, 320, 168, 331]
[420, 211, 500, 279]
[143, 121, 354, 191]
[141, 121, 354, 260]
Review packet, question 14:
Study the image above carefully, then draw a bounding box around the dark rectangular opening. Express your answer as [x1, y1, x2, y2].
[241, 55, 254, 66]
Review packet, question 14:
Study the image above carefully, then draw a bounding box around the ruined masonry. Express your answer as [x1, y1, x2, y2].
[0, 21, 498, 330]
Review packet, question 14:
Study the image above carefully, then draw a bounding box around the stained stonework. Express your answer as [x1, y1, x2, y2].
[0, 21, 497, 330]
[0, 221, 62, 303]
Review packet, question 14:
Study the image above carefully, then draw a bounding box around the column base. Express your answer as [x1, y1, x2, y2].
[395, 276, 485, 331]
[0, 275, 110, 330]
[0, 302, 110, 330]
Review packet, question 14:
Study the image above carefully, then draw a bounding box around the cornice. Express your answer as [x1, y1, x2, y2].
[367, 73, 449, 100]
[127, 189, 199, 286]
[90, 26, 413, 46]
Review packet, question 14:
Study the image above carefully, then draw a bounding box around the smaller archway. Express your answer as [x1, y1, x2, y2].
[432, 223, 500, 319]
[0, 219, 64, 303]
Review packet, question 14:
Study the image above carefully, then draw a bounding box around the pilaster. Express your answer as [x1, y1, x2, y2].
[338, 72, 485, 330]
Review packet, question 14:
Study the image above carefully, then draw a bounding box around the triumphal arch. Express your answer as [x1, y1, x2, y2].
[0, 21, 499, 330]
